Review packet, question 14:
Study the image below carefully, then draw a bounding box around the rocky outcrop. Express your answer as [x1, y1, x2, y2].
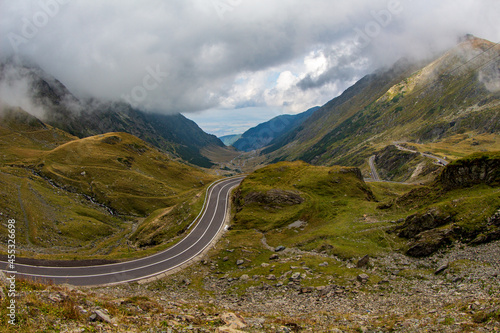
[374, 145, 419, 181]
[242, 189, 304, 207]
[394, 208, 500, 257]
[396, 208, 454, 239]
[470, 209, 500, 245]
[336, 167, 364, 181]
[389, 153, 500, 257]
[438, 153, 500, 189]
[392, 208, 456, 257]
[405, 228, 455, 257]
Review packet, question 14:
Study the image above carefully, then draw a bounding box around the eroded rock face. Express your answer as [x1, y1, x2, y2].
[374, 145, 420, 181]
[405, 228, 455, 257]
[243, 189, 305, 207]
[396, 209, 454, 239]
[438, 155, 500, 189]
[337, 167, 364, 181]
[394, 208, 500, 257]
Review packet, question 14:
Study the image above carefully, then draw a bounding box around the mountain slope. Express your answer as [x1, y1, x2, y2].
[0, 107, 216, 258]
[0, 60, 228, 168]
[263, 36, 500, 168]
[232, 106, 319, 152]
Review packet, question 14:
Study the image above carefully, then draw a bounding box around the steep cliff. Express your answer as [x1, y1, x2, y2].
[438, 152, 500, 188]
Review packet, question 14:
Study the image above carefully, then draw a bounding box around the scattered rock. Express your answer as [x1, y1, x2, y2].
[48, 294, 64, 303]
[287, 220, 307, 229]
[0, 271, 8, 287]
[220, 312, 247, 329]
[275, 246, 286, 252]
[434, 263, 449, 275]
[8, 239, 500, 332]
[240, 274, 250, 281]
[217, 327, 246, 333]
[357, 274, 369, 283]
[94, 309, 113, 324]
[299, 287, 314, 294]
[357, 255, 370, 268]
[319, 262, 329, 267]
[269, 254, 279, 260]
[236, 259, 244, 266]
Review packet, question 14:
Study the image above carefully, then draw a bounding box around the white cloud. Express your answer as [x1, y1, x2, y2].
[0, 0, 498, 118]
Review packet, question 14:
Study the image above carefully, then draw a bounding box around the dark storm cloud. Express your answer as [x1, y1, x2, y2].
[0, 0, 498, 114]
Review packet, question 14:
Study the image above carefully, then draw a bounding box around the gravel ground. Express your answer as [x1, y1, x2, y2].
[4, 241, 499, 332]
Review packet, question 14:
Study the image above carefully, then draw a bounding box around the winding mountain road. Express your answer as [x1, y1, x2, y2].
[0, 177, 244, 286]
[367, 143, 449, 183]
[368, 155, 382, 182]
[393, 143, 449, 166]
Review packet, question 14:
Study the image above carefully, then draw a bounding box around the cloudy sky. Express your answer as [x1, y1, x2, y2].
[1, 0, 499, 136]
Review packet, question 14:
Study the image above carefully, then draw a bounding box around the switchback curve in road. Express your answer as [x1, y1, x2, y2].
[393, 143, 449, 166]
[0, 177, 244, 286]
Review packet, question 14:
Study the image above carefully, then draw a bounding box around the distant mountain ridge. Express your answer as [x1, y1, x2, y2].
[219, 134, 242, 146]
[232, 106, 320, 152]
[0, 60, 226, 168]
[262, 36, 500, 167]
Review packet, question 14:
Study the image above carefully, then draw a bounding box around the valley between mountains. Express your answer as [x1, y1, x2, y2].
[0, 36, 499, 332]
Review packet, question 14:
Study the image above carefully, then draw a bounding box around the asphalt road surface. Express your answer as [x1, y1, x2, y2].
[368, 155, 381, 181]
[393, 143, 449, 166]
[0, 177, 244, 286]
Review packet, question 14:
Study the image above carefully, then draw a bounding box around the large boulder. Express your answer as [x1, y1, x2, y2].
[405, 228, 454, 257]
[396, 208, 453, 239]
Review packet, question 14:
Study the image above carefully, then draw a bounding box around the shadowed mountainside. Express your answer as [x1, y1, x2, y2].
[262, 36, 500, 168]
[0, 60, 229, 168]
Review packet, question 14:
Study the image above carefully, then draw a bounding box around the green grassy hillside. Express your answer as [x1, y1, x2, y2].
[201, 154, 499, 296]
[232, 161, 411, 259]
[229, 153, 499, 262]
[0, 107, 217, 259]
[37, 132, 212, 216]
